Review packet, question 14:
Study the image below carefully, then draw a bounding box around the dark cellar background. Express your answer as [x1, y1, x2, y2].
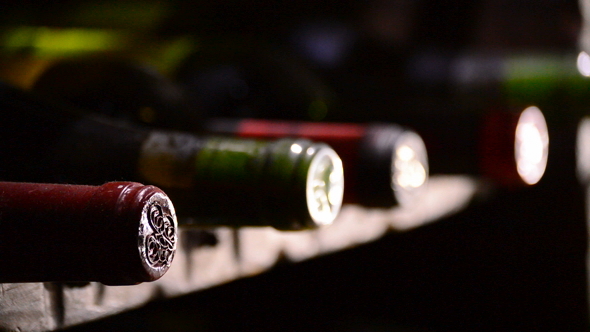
[0, 0, 589, 331]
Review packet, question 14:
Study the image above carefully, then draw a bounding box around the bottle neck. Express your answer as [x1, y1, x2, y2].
[168, 136, 344, 230]
[206, 118, 430, 207]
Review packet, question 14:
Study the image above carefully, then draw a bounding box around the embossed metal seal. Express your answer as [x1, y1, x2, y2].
[138, 192, 177, 279]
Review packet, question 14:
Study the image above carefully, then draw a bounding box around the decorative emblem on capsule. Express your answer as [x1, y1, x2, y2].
[140, 193, 177, 272]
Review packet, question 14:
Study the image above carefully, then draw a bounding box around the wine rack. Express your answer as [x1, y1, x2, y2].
[0, 176, 480, 331]
[1, 0, 589, 331]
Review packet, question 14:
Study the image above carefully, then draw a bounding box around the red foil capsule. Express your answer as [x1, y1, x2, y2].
[0, 181, 177, 285]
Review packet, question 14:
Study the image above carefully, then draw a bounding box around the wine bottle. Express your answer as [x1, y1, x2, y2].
[480, 106, 549, 187]
[32, 57, 202, 132]
[171, 36, 336, 121]
[0, 81, 344, 230]
[408, 105, 549, 188]
[0, 181, 177, 285]
[206, 118, 428, 207]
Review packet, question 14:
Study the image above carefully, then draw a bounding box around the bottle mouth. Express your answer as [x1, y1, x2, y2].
[514, 106, 549, 185]
[305, 146, 344, 227]
[391, 130, 429, 207]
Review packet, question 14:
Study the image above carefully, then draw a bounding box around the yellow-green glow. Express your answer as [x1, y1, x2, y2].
[2, 26, 128, 56]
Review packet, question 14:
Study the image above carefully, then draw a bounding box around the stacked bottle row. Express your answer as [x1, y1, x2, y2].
[0, 39, 564, 285]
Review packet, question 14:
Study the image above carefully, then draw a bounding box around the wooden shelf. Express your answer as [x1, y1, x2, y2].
[0, 175, 483, 332]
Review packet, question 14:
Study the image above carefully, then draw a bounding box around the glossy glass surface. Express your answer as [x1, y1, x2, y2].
[576, 117, 590, 184]
[515, 106, 549, 185]
[305, 146, 344, 226]
[392, 131, 429, 207]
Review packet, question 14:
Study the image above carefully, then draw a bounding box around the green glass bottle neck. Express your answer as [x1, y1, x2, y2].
[138, 133, 344, 229]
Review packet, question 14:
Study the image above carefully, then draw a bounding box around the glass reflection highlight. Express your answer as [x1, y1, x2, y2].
[515, 106, 549, 185]
[576, 117, 590, 184]
[577, 51, 590, 77]
[290, 143, 303, 154]
[395, 145, 427, 189]
[306, 147, 344, 226]
[392, 131, 428, 206]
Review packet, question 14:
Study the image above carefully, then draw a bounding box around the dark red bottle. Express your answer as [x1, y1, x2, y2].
[0, 181, 177, 285]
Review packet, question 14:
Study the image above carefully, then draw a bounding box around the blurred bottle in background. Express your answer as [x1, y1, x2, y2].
[206, 118, 429, 207]
[34, 57, 201, 131]
[174, 37, 337, 121]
